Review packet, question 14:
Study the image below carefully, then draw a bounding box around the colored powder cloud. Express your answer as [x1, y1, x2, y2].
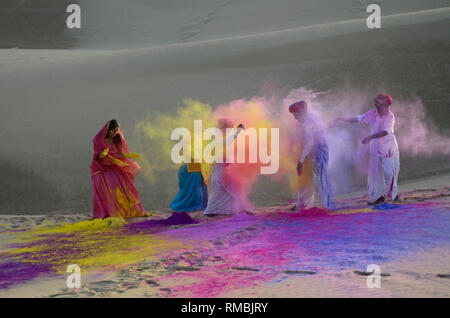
[134, 99, 215, 184]
[134, 97, 280, 206]
[133, 86, 450, 204]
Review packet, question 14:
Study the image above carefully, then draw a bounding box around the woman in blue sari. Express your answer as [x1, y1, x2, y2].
[170, 163, 208, 212]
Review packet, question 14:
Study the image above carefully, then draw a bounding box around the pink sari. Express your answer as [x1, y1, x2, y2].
[90, 121, 146, 219]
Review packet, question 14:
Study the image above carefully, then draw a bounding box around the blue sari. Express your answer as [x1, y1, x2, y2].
[170, 163, 208, 212]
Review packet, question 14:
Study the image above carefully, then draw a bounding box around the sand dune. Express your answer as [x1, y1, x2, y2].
[2, 7, 450, 68]
[0, 3, 449, 214]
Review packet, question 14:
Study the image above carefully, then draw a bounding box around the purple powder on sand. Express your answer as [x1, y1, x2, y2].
[0, 259, 53, 289]
[126, 212, 198, 232]
[163, 212, 198, 225]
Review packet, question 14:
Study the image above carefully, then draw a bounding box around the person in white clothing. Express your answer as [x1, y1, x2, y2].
[289, 101, 335, 211]
[203, 118, 247, 216]
[337, 94, 400, 205]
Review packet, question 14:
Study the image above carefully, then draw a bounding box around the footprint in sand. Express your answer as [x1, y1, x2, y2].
[159, 287, 172, 295]
[179, 0, 231, 42]
[208, 256, 223, 262]
[354, 270, 391, 277]
[79, 290, 96, 297]
[231, 266, 260, 272]
[120, 281, 140, 290]
[283, 270, 316, 275]
[145, 280, 160, 287]
[86, 280, 120, 293]
[170, 265, 201, 272]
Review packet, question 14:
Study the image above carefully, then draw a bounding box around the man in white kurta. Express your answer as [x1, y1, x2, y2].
[204, 119, 246, 216]
[339, 94, 400, 204]
[290, 101, 335, 211]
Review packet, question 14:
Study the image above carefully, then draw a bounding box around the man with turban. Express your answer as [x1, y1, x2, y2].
[289, 101, 335, 211]
[337, 94, 400, 205]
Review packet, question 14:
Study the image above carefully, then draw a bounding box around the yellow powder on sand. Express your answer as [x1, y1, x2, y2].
[8, 218, 194, 274]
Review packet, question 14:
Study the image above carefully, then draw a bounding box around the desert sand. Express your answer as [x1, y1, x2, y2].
[1, 2, 450, 214]
[0, 174, 449, 298]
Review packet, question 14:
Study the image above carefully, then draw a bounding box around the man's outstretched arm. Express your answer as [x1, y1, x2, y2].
[362, 130, 388, 144]
[335, 117, 359, 124]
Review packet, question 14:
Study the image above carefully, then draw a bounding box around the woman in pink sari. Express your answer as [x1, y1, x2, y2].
[90, 119, 147, 219]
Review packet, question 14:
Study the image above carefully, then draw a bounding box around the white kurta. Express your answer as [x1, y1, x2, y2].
[357, 109, 400, 202]
[204, 127, 248, 215]
[296, 113, 335, 210]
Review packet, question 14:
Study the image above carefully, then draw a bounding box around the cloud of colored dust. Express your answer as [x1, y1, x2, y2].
[134, 97, 280, 207]
[133, 86, 450, 205]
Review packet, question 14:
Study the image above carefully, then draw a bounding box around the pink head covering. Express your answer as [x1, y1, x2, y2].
[90, 120, 140, 177]
[289, 101, 307, 113]
[218, 117, 234, 129]
[91, 120, 129, 156]
[374, 94, 392, 107]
